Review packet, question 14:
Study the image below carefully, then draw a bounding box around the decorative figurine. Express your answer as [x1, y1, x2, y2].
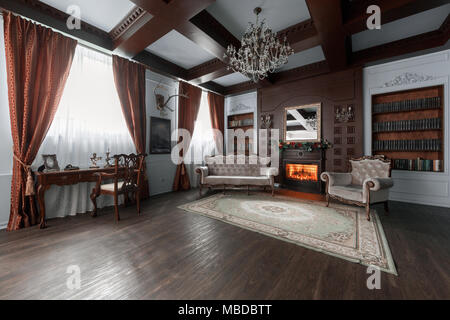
[90, 153, 102, 168]
[260, 114, 273, 129]
[104, 150, 114, 168]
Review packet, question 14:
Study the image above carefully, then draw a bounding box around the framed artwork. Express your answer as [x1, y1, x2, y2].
[42, 154, 60, 172]
[284, 103, 322, 143]
[150, 117, 171, 154]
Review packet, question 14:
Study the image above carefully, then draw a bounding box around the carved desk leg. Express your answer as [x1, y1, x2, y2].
[37, 184, 49, 229]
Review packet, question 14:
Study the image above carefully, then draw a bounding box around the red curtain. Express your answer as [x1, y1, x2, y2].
[207, 91, 225, 153]
[173, 81, 202, 191]
[4, 12, 77, 231]
[112, 55, 149, 199]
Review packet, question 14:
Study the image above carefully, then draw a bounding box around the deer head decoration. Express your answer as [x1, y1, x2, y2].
[154, 81, 189, 113]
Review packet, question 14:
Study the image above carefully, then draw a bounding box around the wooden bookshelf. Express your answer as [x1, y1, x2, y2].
[227, 112, 254, 156]
[372, 85, 444, 172]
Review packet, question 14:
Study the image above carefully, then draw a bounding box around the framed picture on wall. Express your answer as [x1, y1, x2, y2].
[150, 117, 171, 154]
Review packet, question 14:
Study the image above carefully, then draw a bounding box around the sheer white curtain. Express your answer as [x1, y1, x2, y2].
[35, 46, 135, 219]
[185, 91, 216, 187]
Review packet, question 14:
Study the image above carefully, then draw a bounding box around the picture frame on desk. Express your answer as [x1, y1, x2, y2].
[42, 154, 60, 172]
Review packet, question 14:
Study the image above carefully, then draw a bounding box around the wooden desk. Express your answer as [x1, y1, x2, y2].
[35, 168, 120, 229]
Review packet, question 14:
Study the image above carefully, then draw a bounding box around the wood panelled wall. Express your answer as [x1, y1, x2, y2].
[258, 67, 363, 172]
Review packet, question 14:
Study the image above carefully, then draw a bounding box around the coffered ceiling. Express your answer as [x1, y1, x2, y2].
[5, 0, 448, 96]
[352, 4, 450, 52]
[213, 72, 251, 87]
[39, 0, 136, 33]
[145, 30, 215, 69]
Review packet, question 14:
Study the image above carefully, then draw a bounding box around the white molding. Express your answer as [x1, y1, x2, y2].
[380, 72, 435, 88]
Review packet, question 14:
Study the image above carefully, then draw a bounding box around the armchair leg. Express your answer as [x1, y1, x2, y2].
[199, 184, 203, 198]
[114, 193, 120, 222]
[366, 203, 371, 221]
[271, 185, 275, 197]
[326, 194, 330, 207]
[384, 201, 389, 215]
[90, 188, 98, 217]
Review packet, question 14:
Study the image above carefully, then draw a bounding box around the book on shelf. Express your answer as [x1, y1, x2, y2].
[373, 96, 441, 114]
[373, 139, 441, 152]
[373, 118, 441, 132]
[393, 158, 443, 172]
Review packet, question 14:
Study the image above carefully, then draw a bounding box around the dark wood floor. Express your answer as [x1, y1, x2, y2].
[0, 189, 449, 300]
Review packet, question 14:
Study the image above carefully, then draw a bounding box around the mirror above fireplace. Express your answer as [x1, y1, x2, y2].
[284, 103, 321, 143]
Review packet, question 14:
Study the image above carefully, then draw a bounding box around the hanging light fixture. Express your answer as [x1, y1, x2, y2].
[224, 7, 294, 83]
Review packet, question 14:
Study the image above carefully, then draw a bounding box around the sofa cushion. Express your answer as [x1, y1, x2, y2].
[204, 176, 271, 186]
[205, 155, 270, 177]
[101, 181, 124, 192]
[329, 185, 364, 203]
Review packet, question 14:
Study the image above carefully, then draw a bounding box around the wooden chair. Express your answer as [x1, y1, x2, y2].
[90, 154, 146, 222]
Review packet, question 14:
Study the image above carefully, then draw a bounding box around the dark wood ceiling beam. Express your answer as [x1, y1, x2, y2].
[185, 10, 241, 56]
[199, 81, 226, 95]
[133, 50, 188, 79]
[343, 0, 449, 35]
[0, 0, 112, 50]
[306, 0, 348, 71]
[186, 59, 231, 84]
[277, 19, 321, 53]
[223, 60, 330, 95]
[114, 0, 215, 57]
[351, 14, 450, 65]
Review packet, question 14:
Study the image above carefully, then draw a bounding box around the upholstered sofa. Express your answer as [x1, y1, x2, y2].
[320, 156, 394, 221]
[196, 155, 279, 197]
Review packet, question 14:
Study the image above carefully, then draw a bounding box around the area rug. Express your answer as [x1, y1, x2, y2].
[178, 193, 397, 275]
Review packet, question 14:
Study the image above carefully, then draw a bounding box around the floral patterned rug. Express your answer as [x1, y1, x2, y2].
[179, 192, 397, 275]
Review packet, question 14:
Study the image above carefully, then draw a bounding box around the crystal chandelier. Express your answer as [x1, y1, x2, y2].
[224, 7, 294, 83]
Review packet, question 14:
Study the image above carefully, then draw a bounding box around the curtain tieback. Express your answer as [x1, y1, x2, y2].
[13, 153, 35, 196]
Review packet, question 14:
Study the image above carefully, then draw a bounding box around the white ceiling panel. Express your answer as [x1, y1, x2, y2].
[145, 30, 216, 69]
[352, 4, 450, 52]
[276, 46, 325, 72]
[207, 0, 311, 39]
[213, 72, 251, 87]
[40, 0, 136, 32]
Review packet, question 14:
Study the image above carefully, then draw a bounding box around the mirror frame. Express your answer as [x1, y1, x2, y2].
[283, 103, 322, 143]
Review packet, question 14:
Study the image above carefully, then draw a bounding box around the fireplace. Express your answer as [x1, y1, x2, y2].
[281, 149, 325, 194]
[285, 164, 319, 182]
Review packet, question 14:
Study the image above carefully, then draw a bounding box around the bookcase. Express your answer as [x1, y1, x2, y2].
[227, 112, 254, 156]
[372, 85, 444, 172]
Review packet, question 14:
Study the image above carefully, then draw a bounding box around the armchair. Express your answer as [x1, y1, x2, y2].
[90, 153, 146, 222]
[321, 156, 393, 221]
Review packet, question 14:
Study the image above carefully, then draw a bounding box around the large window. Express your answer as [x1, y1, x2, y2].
[35, 45, 135, 218]
[186, 91, 217, 164]
[37, 45, 135, 168]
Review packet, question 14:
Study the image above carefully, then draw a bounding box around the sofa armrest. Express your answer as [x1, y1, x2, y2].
[364, 177, 394, 191]
[195, 166, 209, 185]
[261, 167, 279, 178]
[321, 172, 352, 187]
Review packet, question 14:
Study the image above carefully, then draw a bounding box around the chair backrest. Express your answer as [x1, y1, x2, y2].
[114, 154, 146, 188]
[349, 155, 391, 186]
[205, 155, 270, 177]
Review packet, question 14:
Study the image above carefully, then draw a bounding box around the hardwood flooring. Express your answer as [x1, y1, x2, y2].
[0, 189, 449, 299]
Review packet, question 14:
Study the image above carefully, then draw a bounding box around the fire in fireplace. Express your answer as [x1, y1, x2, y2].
[285, 164, 319, 182]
